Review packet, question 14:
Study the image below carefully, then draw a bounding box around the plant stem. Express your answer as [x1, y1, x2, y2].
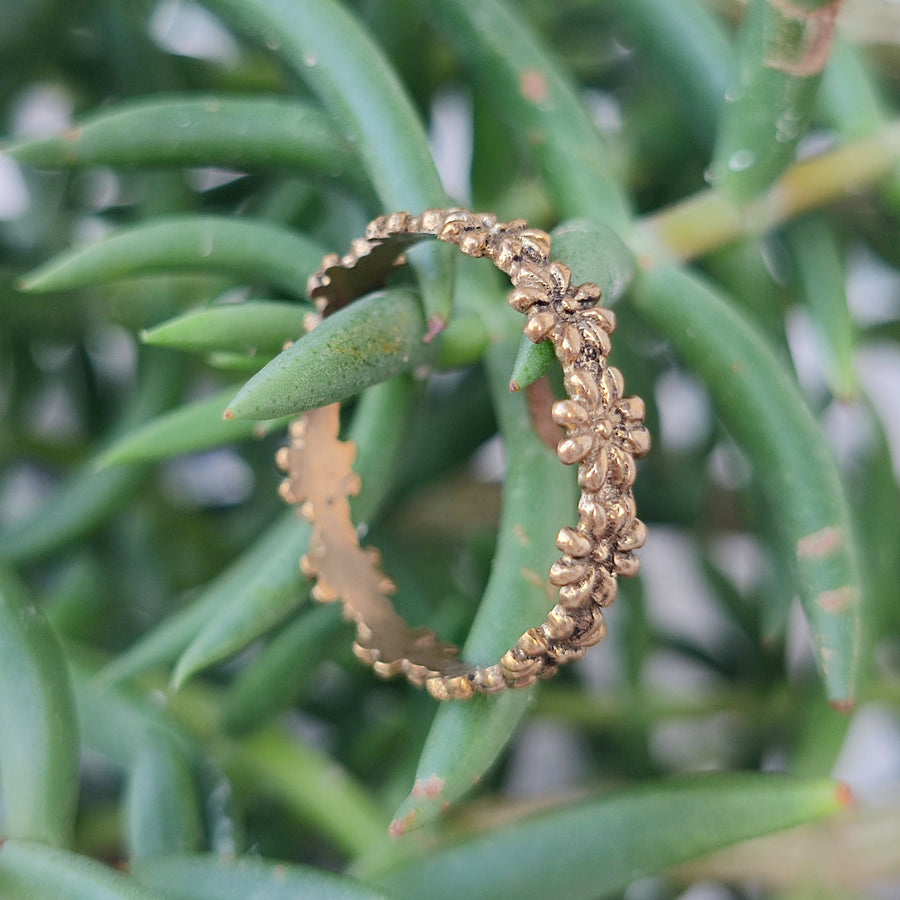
[640, 121, 900, 262]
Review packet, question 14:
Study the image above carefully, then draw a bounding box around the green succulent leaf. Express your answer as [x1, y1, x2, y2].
[0, 567, 79, 847]
[170, 514, 312, 690]
[98, 511, 309, 686]
[95, 385, 289, 468]
[225, 289, 432, 420]
[223, 727, 389, 858]
[141, 301, 311, 356]
[19, 216, 326, 299]
[375, 774, 848, 899]
[423, 0, 631, 229]
[787, 215, 858, 400]
[0, 840, 162, 900]
[125, 732, 205, 860]
[605, 0, 733, 148]
[222, 603, 345, 734]
[632, 263, 862, 705]
[134, 853, 397, 900]
[6, 95, 368, 192]
[0, 353, 180, 564]
[205, 0, 454, 324]
[508, 334, 555, 393]
[0, 464, 148, 566]
[709, 0, 837, 201]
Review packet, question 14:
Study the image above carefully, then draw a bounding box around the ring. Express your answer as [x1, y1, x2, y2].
[276, 209, 650, 700]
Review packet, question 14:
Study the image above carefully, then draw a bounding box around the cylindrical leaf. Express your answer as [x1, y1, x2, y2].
[0, 840, 162, 900]
[423, 0, 631, 228]
[225, 289, 432, 420]
[709, 0, 839, 201]
[508, 334, 555, 393]
[819, 38, 886, 139]
[141, 301, 310, 356]
[375, 775, 847, 899]
[69, 658, 187, 770]
[222, 604, 345, 734]
[0, 464, 147, 565]
[0, 352, 180, 564]
[226, 728, 388, 858]
[95, 385, 290, 468]
[632, 264, 861, 705]
[19, 216, 326, 299]
[787, 215, 857, 400]
[6, 95, 368, 191]
[98, 511, 308, 686]
[0, 567, 79, 847]
[605, 0, 733, 148]
[205, 0, 453, 324]
[171, 517, 311, 689]
[133, 853, 396, 900]
[125, 732, 205, 860]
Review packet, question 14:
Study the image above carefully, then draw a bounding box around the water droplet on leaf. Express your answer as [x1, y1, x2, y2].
[727, 149, 756, 172]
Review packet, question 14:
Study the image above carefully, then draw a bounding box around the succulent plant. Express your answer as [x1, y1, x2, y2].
[1, 1, 897, 897]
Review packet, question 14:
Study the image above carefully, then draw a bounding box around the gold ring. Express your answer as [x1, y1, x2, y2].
[276, 209, 649, 700]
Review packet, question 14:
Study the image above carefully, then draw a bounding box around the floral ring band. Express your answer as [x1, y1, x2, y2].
[276, 209, 650, 700]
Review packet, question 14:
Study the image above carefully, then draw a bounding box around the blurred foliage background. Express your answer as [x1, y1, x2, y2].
[0, 0, 899, 898]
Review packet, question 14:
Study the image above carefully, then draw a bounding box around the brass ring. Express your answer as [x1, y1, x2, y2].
[277, 209, 649, 700]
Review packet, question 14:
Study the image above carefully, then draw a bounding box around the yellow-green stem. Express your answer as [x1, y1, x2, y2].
[641, 121, 900, 262]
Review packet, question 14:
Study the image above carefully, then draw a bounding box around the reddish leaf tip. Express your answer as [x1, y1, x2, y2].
[223, 408, 235, 420]
[830, 696, 855, 714]
[509, 380, 521, 392]
[388, 810, 416, 838]
[836, 782, 855, 808]
[423, 314, 446, 344]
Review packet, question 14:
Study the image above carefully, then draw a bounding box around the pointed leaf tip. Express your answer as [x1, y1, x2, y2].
[835, 782, 855, 808]
[388, 810, 418, 838]
[390, 773, 450, 837]
[168, 667, 187, 694]
[225, 289, 431, 420]
[424, 314, 447, 344]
